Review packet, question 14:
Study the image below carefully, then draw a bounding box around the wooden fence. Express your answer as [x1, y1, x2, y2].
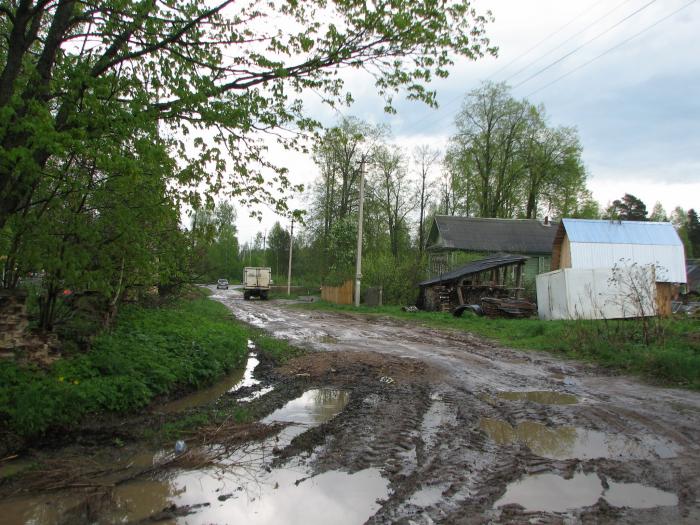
[321, 280, 354, 305]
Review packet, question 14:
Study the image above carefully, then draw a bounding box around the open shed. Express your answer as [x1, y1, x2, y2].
[417, 253, 528, 312]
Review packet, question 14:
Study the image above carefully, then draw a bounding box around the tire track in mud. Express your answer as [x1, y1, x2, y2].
[211, 288, 700, 524]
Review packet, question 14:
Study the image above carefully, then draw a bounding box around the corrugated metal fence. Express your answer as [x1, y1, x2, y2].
[321, 280, 353, 305]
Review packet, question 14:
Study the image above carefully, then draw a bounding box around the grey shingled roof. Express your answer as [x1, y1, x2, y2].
[428, 216, 557, 254]
[418, 253, 528, 287]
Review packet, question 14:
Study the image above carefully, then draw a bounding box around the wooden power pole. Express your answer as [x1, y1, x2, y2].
[287, 219, 294, 296]
[354, 158, 365, 307]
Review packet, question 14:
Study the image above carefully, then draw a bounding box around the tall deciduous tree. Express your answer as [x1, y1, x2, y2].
[0, 0, 495, 231]
[444, 82, 588, 219]
[649, 202, 668, 222]
[372, 145, 413, 259]
[308, 117, 385, 272]
[449, 82, 528, 218]
[268, 221, 291, 278]
[522, 107, 585, 219]
[413, 145, 441, 253]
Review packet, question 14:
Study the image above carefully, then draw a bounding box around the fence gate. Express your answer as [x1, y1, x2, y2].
[321, 280, 354, 305]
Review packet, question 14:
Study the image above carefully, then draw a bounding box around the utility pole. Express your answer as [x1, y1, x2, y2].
[354, 157, 365, 307]
[287, 218, 294, 296]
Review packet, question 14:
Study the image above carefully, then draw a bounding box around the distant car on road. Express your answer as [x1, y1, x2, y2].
[216, 278, 229, 290]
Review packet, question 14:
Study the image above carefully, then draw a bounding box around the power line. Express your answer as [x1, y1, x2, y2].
[501, 0, 637, 84]
[485, 0, 609, 81]
[399, 0, 646, 135]
[512, 0, 659, 89]
[525, 0, 698, 97]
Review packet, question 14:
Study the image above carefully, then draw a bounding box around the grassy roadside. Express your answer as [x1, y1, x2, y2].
[293, 301, 700, 389]
[0, 296, 250, 439]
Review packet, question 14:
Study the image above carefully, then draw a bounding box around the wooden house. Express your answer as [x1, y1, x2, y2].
[426, 216, 558, 285]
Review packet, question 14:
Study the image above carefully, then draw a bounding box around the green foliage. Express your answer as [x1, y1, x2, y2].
[325, 216, 360, 284]
[253, 334, 306, 365]
[0, 298, 248, 438]
[444, 82, 588, 219]
[0, 0, 496, 233]
[604, 193, 649, 221]
[687, 209, 700, 258]
[268, 221, 291, 278]
[190, 202, 242, 281]
[362, 252, 424, 305]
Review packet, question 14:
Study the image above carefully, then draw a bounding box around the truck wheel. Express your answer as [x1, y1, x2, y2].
[243, 291, 250, 300]
[261, 291, 268, 300]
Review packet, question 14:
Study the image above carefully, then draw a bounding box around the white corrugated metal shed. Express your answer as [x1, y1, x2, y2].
[562, 219, 687, 283]
[537, 268, 658, 320]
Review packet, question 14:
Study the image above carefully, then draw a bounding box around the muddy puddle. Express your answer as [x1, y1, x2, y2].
[480, 418, 676, 460]
[496, 390, 578, 405]
[495, 471, 678, 512]
[161, 342, 265, 413]
[0, 389, 373, 525]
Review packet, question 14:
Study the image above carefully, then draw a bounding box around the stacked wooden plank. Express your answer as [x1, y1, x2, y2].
[480, 297, 536, 318]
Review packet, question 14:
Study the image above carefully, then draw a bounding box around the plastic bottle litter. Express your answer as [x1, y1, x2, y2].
[175, 440, 187, 454]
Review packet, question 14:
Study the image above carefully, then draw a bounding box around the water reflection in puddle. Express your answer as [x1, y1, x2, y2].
[497, 390, 578, 405]
[0, 389, 370, 525]
[479, 418, 676, 460]
[262, 389, 350, 443]
[408, 483, 449, 507]
[495, 471, 678, 512]
[111, 465, 387, 525]
[161, 345, 265, 413]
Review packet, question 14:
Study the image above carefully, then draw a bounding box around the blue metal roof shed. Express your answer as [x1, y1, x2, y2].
[562, 219, 683, 246]
[552, 219, 687, 283]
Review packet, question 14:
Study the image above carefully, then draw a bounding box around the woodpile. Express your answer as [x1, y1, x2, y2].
[480, 297, 536, 318]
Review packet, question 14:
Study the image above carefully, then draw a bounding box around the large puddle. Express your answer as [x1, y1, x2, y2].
[495, 471, 678, 512]
[0, 389, 379, 525]
[480, 418, 676, 460]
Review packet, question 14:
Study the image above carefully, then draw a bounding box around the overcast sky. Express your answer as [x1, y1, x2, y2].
[235, 0, 700, 244]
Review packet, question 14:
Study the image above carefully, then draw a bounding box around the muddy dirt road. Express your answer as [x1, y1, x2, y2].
[1, 287, 698, 524]
[215, 288, 700, 524]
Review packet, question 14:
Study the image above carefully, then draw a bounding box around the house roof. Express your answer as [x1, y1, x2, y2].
[427, 216, 557, 254]
[418, 253, 528, 287]
[562, 218, 682, 246]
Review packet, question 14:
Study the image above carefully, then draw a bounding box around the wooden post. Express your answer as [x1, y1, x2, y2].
[456, 279, 465, 305]
[515, 263, 523, 299]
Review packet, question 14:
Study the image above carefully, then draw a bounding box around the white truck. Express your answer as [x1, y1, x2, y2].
[243, 267, 272, 300]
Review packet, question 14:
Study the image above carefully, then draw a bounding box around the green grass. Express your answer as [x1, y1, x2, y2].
[253, 333, 306, 364]
[294, 301, 700, 389]
[0, 298, 249, 438]
[157, 406, 253, 441]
